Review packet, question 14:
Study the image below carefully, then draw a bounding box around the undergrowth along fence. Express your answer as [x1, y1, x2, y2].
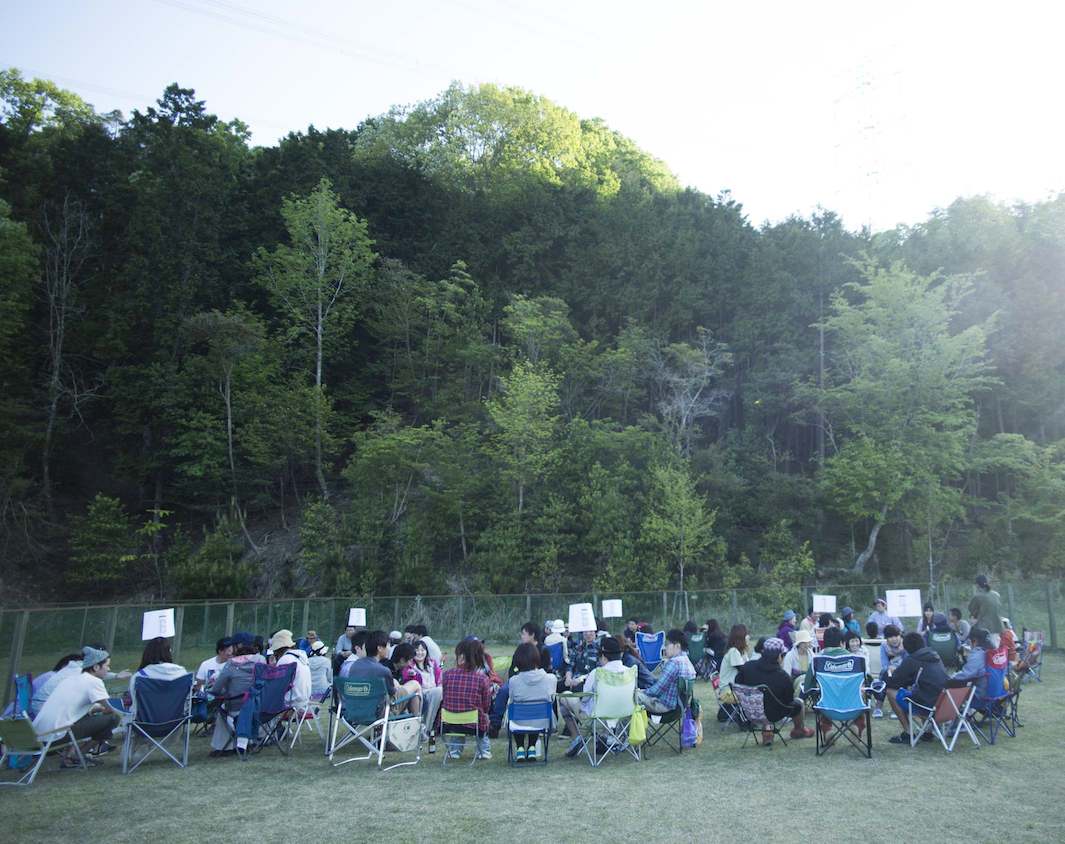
[3, 579, 1061, 707]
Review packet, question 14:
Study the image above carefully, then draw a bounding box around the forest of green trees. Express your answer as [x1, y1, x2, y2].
[2, 70, 1064, 604]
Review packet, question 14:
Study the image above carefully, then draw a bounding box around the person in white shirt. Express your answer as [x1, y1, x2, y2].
[271, 630, 311, 708]
[563, 636, 628, 756]
[33, 646, 125, 765]
[387, 631, 403, 659]
[307, 640, 333, 697]
[195, 637, 234, 692]
[31, 653, 83, 714]
[129, 638, 189, 716]
[339, 630, 368, 677]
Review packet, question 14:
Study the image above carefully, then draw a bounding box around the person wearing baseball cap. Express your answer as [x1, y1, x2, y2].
[867, 597, 903, 637]
[735, 636, 814, 744]
[33, 646, 125, 766]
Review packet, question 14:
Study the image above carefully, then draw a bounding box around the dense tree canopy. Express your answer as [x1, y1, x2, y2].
[1, 69, 1062, 602]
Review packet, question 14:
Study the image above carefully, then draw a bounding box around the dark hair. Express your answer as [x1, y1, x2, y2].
[215, 637, 231, 654]
[683, 620, 698, 635]
[949, 608, 962, 620]
[823, 627, 844, 648]
[753, 636, 766, 655]
[969, 627, 991, 646]
[512, 642, 541, 673]
[521, 622, 542, 644]
[923, 603, 934, 614]
[818, 613, 833, 627]
[412, 639, 431, 669]
[254, 635, 265, 654]
[842, 630, 863, 651]
[138, 636, 173, 671]
[391, 642, 415, 665]
[627, 618, 637, 624]
[404, 624, 417, 634]
[455, 638, 485, 671]
[666, 628, 688, 650]
[883, 624, 902, 639]
[726, 624, 748, 653]
[234, 641, 258, 656]
[53, 653, 82, 672]
[351, 629, 368, 650]
[705, 619, 721, 636]
[618, 635, 639, 658]
[412, 624, 429, 637]
[865, 621, 879, 637]
[903, 632, 925, 654]
[365, 630, 389, 657]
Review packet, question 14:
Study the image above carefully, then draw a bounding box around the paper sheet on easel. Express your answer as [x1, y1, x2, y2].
[348, 607, 366, 627]
[812, 594, 837, 613]
[602, 599, 623, 618]
[886, 589, 922, 617]
[568, 602, 597, 632]
[142, 608, 175, 640]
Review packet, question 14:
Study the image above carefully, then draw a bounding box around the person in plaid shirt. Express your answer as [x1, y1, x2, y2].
[441, 637, 493, 759]
[636, 629, 695, 713]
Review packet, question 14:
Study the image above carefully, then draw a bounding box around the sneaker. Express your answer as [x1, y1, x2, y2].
[89, 741, 115, 756]
[789, 727, 814, 739]
[888, 733, 910, 745]
[514, 747, 526, 761]
[873, 707, 883, 718]
[526, 745, 538, 760]
[475, 749, 491, 760]
[889, 712, 899, 720]
[446, 750, 462, 760]
[565, 737, 584, 758]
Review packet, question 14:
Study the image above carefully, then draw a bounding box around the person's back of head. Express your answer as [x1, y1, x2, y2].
[975, 574, 991, 591]
[753, 637, 766, 655]
[823, 627, 844, 649]
[413, 624, 429, 637]
[139, 636, 173, 670]
[969, 627, 991, 649]
[391, 642, 415, 667]
[52, 653, 82, 672]
[512, 642, 540, 673]
[818, 613, 833, 627]
[726, 624, 748, 653]
[455, 637, 485, 671]
[683, 620, 698, 635]
[865, 621, 879, 638]
[351, 629, 368, 654]
[706, 619, 720, 637]
[666, 628, 688, 651]
[365, 630, 388, 659]
[902, 632, 925, 655]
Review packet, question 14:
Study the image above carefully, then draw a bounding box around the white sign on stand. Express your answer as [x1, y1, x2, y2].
[812, 594, 837, 614]
[142, 608, 176, 640]
[348, 607, 367, 627]
[602, 599, 623, 618]
[568, 602, 597, 633]
[886, 589, 923, 618]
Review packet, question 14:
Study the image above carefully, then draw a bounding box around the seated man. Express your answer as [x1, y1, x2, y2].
[873, 624, 906, 718]
[735, 637, 813, 743]
[946, 627, 990, 701]
[32, 646, 125, 766]
[195, 637, 233, 692]
[948, 608, 971, 644]
[635, 629, 696, 715]
[347, 630, 421, 715]
[885, 632, 949, 743]
[925, 612, 962, 670]
[801, 626, 848, 697]
[338, 629, 368, 678]
[562, 635, 628, 757]
[334, 625, 357, 669]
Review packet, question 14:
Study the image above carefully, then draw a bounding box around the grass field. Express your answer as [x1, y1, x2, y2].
[3, 653, 1063, 843]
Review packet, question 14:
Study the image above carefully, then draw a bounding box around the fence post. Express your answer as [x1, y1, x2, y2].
[225, 603, 235, 637]
[525, 593, 531, 619]
[3, 610, 30, 709]
[661, 591, 668, 627]
[173, 606, 185, 663]
[201, 603, 209, 646]
[1006, 583, 1016, 627]
[1047, 582, 1059, 650]
[266, 603, 273, 638]
[301, 599, 310, 636]
[458, 595, 465, 636]
[393, 597, 400, 631]
[730, 590, 739, 625]
[942, 582, 952, 610]
[105, 605, 118, 652]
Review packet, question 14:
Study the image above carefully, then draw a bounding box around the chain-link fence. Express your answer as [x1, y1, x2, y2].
[3, 580, 1061, 707]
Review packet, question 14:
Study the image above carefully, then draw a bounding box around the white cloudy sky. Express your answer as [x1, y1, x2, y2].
[4, 0, 1064, 230]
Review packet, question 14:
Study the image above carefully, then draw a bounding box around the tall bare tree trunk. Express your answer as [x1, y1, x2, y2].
[853, 505, 889, 573]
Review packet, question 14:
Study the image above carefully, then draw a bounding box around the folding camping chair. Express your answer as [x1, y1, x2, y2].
[575, 665, 641, 767]
[329, 676, 421, 771]
[637, 631, 665, 672]
[927, 629, 963, 670]
[2, 674, 33, 719]
[1018, 632, 1044, 685]
[506, 700, 553, 766]
[812, 672, 872, 758]
[687, 634, 713, 680]
[287, 686, 330, 750]
[732, 683, 790, 748]
[440, 708, 485, 767]
[907, 684, 979, 751]
[969, 647, 1014, 745]
[711, 672, 743, 731]
[121, 673, 194, 774]
[545, 641, 565, 673]
[808, 651, 871, 757]
[0, 717, 88, 786]
[645, 678, 696, 755]
[218, 662, 295, 759]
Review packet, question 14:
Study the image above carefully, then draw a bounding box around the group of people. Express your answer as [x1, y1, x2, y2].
[13, 572, 1033, 768]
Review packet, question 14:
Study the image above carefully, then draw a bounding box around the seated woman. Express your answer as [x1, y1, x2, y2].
[507, 642, 556, 761]
[206, 633, 265, 756]
[307, 640, 333, 699]
[618, 635, 655, 690]
[405, 639, 442, 752]
[716, 624, 751, 721]
[735, 637, 814, 744]
[129, 637, 188, 714]
[704, 619, 728, 672]
[782, 629, 814, 695]
[441, 638, 493, 760]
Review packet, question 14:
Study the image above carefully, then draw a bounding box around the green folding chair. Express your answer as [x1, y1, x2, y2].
[645, 677, 695, 754]
[0, 718, 88, 787]
[440, 708, 484, 766]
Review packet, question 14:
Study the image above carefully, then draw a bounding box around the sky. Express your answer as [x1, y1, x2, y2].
[3, 0, 1064, 231]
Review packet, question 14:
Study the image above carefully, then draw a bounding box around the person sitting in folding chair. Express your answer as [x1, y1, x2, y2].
[507, 642, 556, 761]
[441, 638, 493, 760]
[32, 646, 125, 768]
[272, 630, 312, 710]
[194, 638, 233, 693]
[925, 612, 962, 670]
[736, 637, 813, 745]
[950, 627, 990, 701]
[307, 640, 333, 698]
[636, 629, 696, 716]
[885, 632, 949, 744]
[206, 632, 265, 756]
[563, 635, 629, 757]
[130, 638, 188, 714]
[349, 631, 421, 716]
[339, 630, 369, 678]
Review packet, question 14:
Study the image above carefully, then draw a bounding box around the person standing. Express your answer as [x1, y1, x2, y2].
[968, 574, 1005, 637]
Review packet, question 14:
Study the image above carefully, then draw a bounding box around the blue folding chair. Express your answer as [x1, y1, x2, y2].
[328, 676, 421, 772]
[969, 649, 1014, 745]
[228, 662, 295, 759]
[2, 674, 34, 719]
[121, 673, 194, 774]
[506, 700, 553, 766]
[637, 631, 665, 672]
[812, 671, 872, 758]
[545, 641, 565, 672]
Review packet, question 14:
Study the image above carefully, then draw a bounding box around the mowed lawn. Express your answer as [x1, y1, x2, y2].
[4, 653, 1063, 844]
